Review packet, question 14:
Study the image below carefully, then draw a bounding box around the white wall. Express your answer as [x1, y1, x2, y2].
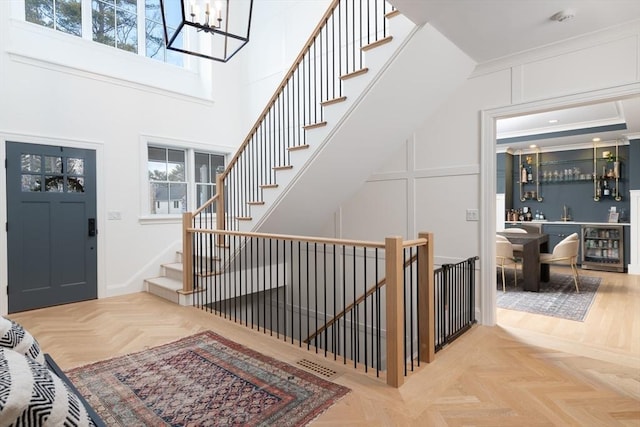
[323, 19, 640, 325]
[0, 0, 329, 313]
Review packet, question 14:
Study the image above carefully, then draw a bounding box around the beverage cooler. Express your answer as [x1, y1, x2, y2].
[581, 225, 624, 272]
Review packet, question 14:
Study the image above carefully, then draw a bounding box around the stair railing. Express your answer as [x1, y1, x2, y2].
[187, 228, 434, 388]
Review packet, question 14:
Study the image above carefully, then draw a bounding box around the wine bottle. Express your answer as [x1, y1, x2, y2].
[521, 165, 527, 183]
[527, 166, 533, 182]
[603, 180, 610, 196]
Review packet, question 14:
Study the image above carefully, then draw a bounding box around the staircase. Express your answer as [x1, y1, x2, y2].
[145, 251, 191, 305]
[146, 2, 475, 305]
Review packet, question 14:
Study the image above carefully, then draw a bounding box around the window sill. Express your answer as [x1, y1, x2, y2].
[138, 215, 183, 225]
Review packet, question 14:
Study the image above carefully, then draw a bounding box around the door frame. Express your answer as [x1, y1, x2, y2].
[479, 82, 640, 327]
[0, 132, 105, 316]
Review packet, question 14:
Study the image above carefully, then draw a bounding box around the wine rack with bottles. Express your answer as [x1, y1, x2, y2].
[581, 225, 624, 272]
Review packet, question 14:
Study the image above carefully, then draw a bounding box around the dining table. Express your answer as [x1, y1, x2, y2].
[497, 231, 550, 292]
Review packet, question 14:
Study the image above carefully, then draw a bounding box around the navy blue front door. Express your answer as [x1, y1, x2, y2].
[6, 142, 97, 313]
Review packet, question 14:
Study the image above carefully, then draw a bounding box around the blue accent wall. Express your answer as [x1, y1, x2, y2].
[629, 139, 640, 190]
[508, 145, 631, 222]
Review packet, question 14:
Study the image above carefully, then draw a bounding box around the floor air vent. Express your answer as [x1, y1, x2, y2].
[296, 359, 337, 378]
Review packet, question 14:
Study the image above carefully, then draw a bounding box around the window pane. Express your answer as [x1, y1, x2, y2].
[195, 152, 209, 183]
[93, 0, 116, 47]
[67, 177, 85, 193]
[67, 158, 84, 175]
[211, 154, 225, 175]
[148, 160, 167, 181]
[167, 149, 185, 181]
[116, 8, 138, 52]
[45, 175, 64, 192]
[148, 147, 167, 181]
[195, 152, 225, 183]
[25, 0, 55, 29]
[145, 21, 165, 60]
[21, 154, 41, 173]
[148, 146, 166, 162]
[169, 183, 187, 213]
[56, 0, 82, 36]
[150, 182, 168, 214]
[196, 183, 215, 206]
[45, 156, 62, 173]
[147, 145, 188, 215]
[21, 175, 42, 192]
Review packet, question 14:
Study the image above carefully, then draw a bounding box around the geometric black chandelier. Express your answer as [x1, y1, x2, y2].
[159, 0, 253, 62]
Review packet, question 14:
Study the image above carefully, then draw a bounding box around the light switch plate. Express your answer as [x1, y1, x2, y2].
[466, 209, 479, 221]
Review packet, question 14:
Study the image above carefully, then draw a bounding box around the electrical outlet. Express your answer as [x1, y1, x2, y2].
[466, 209, 479, 221]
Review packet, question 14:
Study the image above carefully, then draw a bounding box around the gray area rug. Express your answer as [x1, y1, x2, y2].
[497, 273, 601, 322]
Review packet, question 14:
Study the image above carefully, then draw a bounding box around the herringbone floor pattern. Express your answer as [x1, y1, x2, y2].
[9, 267, 640, 426]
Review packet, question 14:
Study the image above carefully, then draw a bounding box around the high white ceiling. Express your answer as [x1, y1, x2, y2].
[390, 0, 640, 150]
[391, 0, 640, 63]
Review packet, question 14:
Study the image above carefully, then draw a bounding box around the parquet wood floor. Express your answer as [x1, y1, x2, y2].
[9, 266, 640, 426]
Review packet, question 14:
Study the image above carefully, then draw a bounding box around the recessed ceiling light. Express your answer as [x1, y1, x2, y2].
[593, 137, 601, 142]
[548, 119, 558, 124]
[529, 144, 537, 148]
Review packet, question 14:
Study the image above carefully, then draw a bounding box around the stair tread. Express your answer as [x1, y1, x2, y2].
[163, 262, 183, 271]
[146, 276, 182, 291]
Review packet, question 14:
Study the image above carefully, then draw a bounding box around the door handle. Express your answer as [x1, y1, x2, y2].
[88, 218, 97, 236]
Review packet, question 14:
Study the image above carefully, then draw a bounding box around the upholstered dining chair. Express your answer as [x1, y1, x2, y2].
[539, 233, 581, 292]
[496, 235, 519, 292]
[504, 227, 526, 256]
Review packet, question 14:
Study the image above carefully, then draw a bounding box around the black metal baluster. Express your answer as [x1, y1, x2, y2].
[375, 247, 380, 376]
[363, 247, 368, 372]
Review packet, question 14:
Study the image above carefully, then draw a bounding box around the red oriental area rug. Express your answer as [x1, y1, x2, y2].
[66, 331, 350, 426]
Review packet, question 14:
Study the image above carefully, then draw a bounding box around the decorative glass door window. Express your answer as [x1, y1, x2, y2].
[20, 154, 85, 193]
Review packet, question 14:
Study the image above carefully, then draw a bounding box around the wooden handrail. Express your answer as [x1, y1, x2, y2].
[184, 227, 414, 249]
[193, 193, 219, 216]
[197, 0, 344, 228]
[304, 253, 419, 344]
[217, 0, 341, 184]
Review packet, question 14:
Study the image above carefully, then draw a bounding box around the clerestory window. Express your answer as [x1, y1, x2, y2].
[25, 0, 82, 36]
[24, 0, 183, 66]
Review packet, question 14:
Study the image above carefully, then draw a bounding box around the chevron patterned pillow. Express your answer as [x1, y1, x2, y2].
[0, 317, 44, 364]
[0, 348, 96, 426]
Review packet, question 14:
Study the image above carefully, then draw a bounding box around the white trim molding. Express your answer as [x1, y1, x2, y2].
[480, 83, 640, 326]
[629, 190, 640, 274]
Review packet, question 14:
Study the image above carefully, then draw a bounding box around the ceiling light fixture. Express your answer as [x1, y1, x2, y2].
[548, 119, 558, 124]
[551, 9, 576, 23]
[592, 137, 601, 142]
[160, 0, 254, 62]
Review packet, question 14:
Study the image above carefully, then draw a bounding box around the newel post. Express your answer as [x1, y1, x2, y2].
[215, 173, 226, 246]
[418, 232, 435, 363]
[216, 174, 225, 232]
[182, 212, 194, 293]
[385, 236, 404, 388]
